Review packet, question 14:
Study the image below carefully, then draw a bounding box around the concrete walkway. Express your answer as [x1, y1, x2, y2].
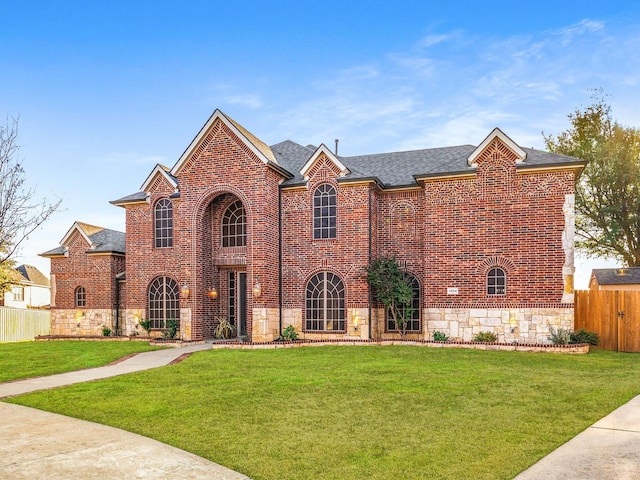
[514, 394, 640, 480]
[0, 343, 250, 479]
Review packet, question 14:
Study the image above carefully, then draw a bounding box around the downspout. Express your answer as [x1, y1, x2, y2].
[115, 276, 120, 336]
[278, 185, 283, 337]
[368, 185, 373, 340]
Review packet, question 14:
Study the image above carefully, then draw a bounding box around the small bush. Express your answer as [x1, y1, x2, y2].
[214, 316, 236, 339]
[473, 331, 497, 343]
[278, 325, 298, 341]
[433, 331, 449, 342]
[570, 329, 600, 346]
[548, 327, 571, 345]
[139, 319, 152, 337]
[162, 319, 179, 339]
[101, 326, 112, 337]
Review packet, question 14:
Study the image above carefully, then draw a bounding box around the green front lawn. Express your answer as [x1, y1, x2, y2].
[0, 341, 162, 382]
[7, 346, 640, 479]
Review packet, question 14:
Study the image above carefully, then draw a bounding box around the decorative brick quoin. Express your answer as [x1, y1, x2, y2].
[41, 110, 585, 343]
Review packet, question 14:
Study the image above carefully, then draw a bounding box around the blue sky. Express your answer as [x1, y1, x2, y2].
[2, 0, 640, 287]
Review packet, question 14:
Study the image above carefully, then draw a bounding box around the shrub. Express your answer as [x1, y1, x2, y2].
[548, 327, 571, 345]
[101, 326, 111, 337]
[214, 316, 236, 339]
[279, 325, 298, 341]
[433, 331, 449, 342]
[473, 331, 497, 343]
[570, 329, 600, 346]
[139, 319, 152, 337]
[162, 319, 179, 340]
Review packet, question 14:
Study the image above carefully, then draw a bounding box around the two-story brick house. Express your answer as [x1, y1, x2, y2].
[42, 110, 585, 342]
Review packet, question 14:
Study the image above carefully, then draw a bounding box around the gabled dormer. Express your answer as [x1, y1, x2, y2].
[467, 127, 527, 168]
[300, 144, 350, 181]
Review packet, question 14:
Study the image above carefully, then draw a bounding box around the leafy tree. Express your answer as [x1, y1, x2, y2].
[0, 118, 61, 292]
[365, 257, 414, 338]
[544, 92, 640, 265]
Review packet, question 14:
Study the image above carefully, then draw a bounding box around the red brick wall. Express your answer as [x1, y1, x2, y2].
[50, 231, 124, 310]
[281, 155, 371, 331]
[122, 118, 282, 340]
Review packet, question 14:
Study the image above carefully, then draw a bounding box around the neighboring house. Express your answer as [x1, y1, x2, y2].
[1, 265, 51, 308]
[41, 110, 585, 342]
[589, 268, 640, 291]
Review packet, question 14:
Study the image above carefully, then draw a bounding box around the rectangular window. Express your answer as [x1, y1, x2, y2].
[12, 287, 24, 302]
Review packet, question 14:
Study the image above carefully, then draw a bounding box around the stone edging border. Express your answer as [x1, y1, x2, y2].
[35, 336, 590, 354]
[207, 339, 590, 354]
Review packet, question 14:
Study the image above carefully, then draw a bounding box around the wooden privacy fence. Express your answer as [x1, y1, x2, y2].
[0, 307, 50, 343]
[575, 290, 640, 352]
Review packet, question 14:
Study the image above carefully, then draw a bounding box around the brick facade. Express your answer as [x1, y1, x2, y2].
[43, 112, 584, 343]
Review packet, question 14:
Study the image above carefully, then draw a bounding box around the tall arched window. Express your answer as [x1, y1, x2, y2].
[75, 286, 86, 308]
[487, 267, 506, 296]
[154, 198, 173, 248]
[313, 184, 337, 239]
[387, 274, 421, 332]
[148, 276, 180, 329]
[305, 272, 345, 331]
[222, 200, 246, 247]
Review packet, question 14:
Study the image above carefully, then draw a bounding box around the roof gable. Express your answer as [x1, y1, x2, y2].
[171, 109, 278, 177]
[140, 164, 178, 193]
[467, 128, 526, 167]
[300, 144, 350, 180]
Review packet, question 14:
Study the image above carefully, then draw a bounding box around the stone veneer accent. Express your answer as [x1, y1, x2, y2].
[424, 306, 573, 344]
[51, 309, 117, 337]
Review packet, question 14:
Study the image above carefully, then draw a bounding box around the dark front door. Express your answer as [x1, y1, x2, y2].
[228, 270, 247, 337]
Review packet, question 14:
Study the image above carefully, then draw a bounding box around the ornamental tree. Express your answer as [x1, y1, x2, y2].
[365, 256, 414, 339]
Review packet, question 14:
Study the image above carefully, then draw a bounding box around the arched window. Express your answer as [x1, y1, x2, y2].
[487, 267, 506, 296]
[148, 276, 180, 329]
[154, 198, 173, 248]
[222, 200, 246, 247]
[305, 272, 345, 331]
[313, 184, 336, 239]
[75, 286, 86, 308]
[387, 274, 421, 332]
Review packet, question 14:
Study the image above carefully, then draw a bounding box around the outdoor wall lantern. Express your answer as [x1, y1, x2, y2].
[352, 311, 360, 331]
[181, 283, 190, 299]
[208, 286, 219, 300]
[253, 277, 262, 298]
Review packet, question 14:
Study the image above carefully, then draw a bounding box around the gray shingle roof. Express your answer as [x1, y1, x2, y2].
[592, 268, 640, 285]
[276, 142, 584, 188]
[40, 223, 126, 257]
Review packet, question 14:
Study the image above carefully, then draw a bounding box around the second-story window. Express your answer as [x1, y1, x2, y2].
[154, 198, 173, 248]
[222, 200, 246, 247]
[313, 184, 336, 239]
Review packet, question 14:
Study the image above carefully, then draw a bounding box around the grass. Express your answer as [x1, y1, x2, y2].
[7, 346, 640, 479]
[0, 340, 162, 382]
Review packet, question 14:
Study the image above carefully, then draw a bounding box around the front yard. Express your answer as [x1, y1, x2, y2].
[0, 340, 162, 382]
[6, 345, 640, 479]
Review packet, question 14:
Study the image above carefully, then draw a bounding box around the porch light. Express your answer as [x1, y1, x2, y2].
[509, 311, 517, 333]
[181, 283, 190, 298]
[208, 286, 219, 300]
[353, 312, 360, 331]
[253, 277, 261, 298]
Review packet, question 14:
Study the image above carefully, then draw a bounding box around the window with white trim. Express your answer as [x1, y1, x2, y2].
[305, 272, 345, 331]
[75, 286, 86, 307]
[154, 198, 173, 248]
[313, 184, 337, 239]
[222, 200, 246, 247]
[148, 276, 180, 329]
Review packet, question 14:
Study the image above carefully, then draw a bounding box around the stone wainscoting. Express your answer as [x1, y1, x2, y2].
[423, 306, 574, 344]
